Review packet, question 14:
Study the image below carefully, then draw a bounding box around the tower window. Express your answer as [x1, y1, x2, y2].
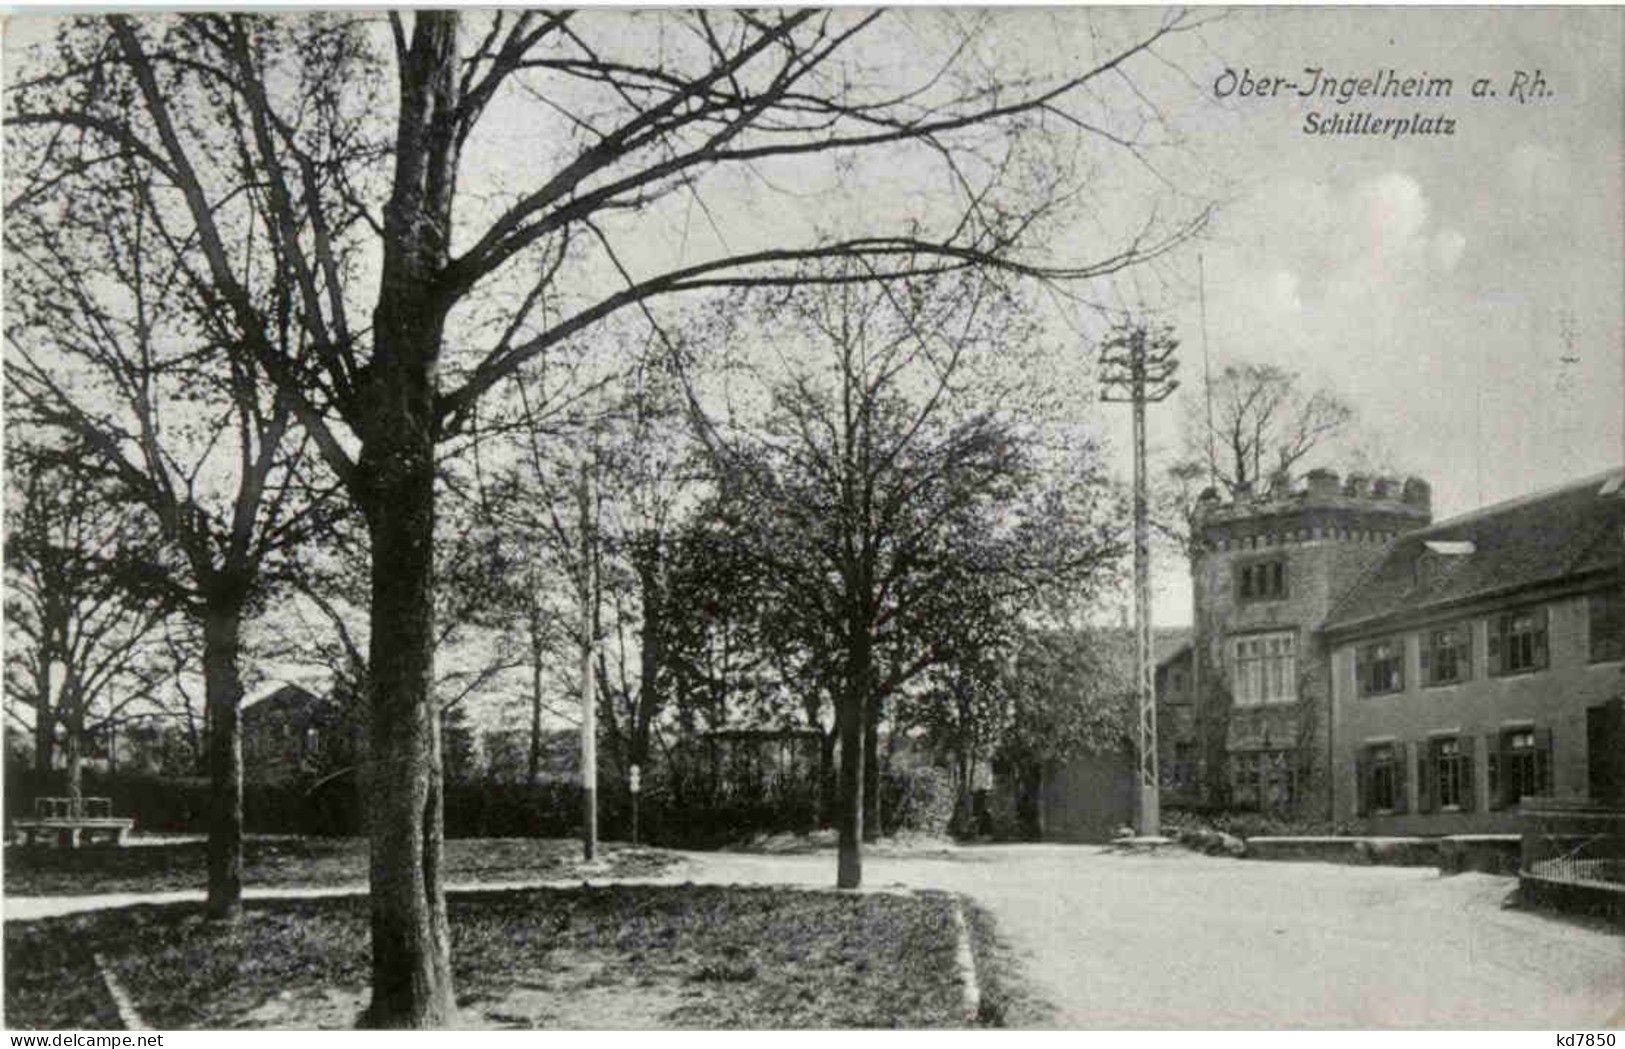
[1233, 632, 1296, 706]
[1237, 560, 1288, 602]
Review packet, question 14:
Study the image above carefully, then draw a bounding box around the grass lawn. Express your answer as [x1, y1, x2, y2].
[3, 837, 676, 896]
[5, 885, 974, 1029]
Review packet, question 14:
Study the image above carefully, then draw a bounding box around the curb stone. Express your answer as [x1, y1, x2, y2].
[951, 898, 981, 1025]
[93, 952, 149, 1031]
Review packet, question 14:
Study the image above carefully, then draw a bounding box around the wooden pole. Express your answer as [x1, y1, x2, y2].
[579, 462, 597, 861]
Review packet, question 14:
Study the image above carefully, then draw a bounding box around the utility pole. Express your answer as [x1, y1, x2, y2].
[578, 461, 598, 861]
[1100, 323, 1179, 837]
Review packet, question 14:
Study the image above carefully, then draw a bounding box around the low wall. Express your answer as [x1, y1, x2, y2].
[1518, 872, 1625, 926]
[1232, 834, 1521, 873]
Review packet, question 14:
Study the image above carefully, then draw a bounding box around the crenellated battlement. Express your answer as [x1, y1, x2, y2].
[1193, 469, 1431, 554]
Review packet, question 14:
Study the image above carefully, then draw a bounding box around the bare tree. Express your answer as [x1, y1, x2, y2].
[3, 443, 179, 802]
[5, 148, 333, 920]
[1158, 361, 1355, 557]
[1185, 362, 1353, 498]
[7, 10, 1210, 1025]
[700, 267, 1125, 886]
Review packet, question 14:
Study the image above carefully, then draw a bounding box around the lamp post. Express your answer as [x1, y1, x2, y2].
[629, 763, 641, 846]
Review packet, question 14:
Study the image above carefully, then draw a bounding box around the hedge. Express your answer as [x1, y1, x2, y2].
[3, 766, 824, 847]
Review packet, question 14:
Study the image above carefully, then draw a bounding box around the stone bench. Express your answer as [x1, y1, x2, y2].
[11, 797, 135, 848]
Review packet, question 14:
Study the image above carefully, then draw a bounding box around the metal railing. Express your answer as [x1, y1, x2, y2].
[1519, 799, 1625, 890]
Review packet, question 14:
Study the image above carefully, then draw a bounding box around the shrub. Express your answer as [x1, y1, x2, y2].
[4, 764, 829, 848]
[882, 766, 955, 836]
[1162, 805, 1352, 841]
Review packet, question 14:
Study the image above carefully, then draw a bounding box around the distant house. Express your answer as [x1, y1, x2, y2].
[242, 684, 353, 784]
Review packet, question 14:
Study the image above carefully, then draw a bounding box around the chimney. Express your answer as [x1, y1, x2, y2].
[1402, 476, 1432, 512]
[1305, 468, 1340, 499]
[1344, 473, 1370, 498]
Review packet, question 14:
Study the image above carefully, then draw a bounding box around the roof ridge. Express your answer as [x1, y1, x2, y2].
[1415, 466, 1622, 534]
[1562, 511, 1624, 577]
[1324, 466, 1623, 633]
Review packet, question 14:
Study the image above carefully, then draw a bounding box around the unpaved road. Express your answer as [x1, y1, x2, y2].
[8, 842, 1620, 1028]
[670, 844, 1624, 1029]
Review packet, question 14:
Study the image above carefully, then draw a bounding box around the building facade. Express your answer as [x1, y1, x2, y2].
[1322, 470, 1624, 831]
[1169, 467, 1625, 830]
[1183, 469, 1433, 817]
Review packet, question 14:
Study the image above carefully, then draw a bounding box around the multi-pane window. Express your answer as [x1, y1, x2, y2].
[1489, 727, 1552, 808]
[1421, 625, 1472, 686]
[1357, 742, 1406, 815]
[1489, 607, 1548, 675]
[1231, 749, 1299, 810]
[1237, 560, 1287, 602]
[1590, 587, 1624, 663]
[1423, 736, 1473, 812]
[1232, 632, 1297, 706]
[1356, 638, 1405, 696]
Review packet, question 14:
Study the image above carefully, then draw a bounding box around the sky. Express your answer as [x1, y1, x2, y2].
[3, 6, 1621, 682]
[1080, 7, 1625, 626]
[460, 6, 1625, 631]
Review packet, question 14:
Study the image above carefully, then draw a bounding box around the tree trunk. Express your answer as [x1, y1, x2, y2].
[527, 597, 544, 787]
[358, 11, 461, 1028]
[34, 703, 53, 776]
[633, 535, 662, 775]
[64, 709, 83, 804]
[953, 753, 974, 836]
[836, 629, 872, 889]
[818, 727, 838, 825]
[203, 602, 245, 921]
[359, 458, 453, 1027]
[862, 695, 881, 842]
[836, 694, 864, 888]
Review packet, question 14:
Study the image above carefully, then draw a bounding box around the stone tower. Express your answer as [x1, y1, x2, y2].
[1187, 469, 1433, 818]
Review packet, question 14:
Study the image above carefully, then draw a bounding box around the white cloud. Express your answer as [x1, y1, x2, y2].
[1264, 270, 1303, 314]
[1430, 229, 1467, 272]
[1360, 172, 1430, 251]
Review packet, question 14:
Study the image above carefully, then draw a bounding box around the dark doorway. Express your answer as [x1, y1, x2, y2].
[1585, 698, 1625, 807]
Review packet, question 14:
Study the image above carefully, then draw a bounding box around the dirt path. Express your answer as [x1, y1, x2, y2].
[8, 843, 1620, 1028]
[665, 845, 1624, 1029]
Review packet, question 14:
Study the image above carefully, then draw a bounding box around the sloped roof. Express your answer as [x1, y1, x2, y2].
[1088, 626, 1192, 679]
[242, 682, 325, 714]
[1324, 468, 1624, 633]
[1155, 634, 1193, 669]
